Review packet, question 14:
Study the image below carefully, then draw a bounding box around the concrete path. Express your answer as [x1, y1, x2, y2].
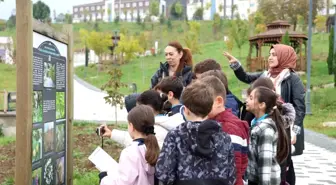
[73, 58, 128, 123]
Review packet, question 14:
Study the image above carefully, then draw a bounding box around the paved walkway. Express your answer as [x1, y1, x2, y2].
[73, 59, 128, 122]
[293, 142, 336, 185]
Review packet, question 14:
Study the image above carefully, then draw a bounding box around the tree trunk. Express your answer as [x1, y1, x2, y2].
[224, 0, 226, 19]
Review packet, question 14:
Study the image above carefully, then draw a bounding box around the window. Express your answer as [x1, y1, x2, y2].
[80, 7, 83, 11]
[115, 4, 118, 8]
[91, 6, 95, 11]
[145, 1, 149, 6]
[139, 2, 143, 6]
[133, 2, 137, 7]
[86, 7, 89, 10]
[126, 3, 130, 7]
[74, 8, 78, 12]
[120, 3, 124, 8]
[97, 6, 101, 10]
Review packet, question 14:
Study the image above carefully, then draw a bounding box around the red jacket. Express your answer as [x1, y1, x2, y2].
[213, 109, 250, 185]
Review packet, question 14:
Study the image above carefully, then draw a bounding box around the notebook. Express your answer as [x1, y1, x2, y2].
[88, 146, 119, 173]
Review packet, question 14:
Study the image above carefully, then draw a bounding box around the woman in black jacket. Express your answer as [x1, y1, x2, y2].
[150, 41, 193, 88]
[223, 44, 306, 185]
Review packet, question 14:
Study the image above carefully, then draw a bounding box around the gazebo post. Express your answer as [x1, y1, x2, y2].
[257, 40, 263, 70]
[299, 39, 303, 71]
[247, 43, 253, 71]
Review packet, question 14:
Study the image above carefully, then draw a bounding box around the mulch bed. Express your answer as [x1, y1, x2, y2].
[0, 125, 124, 183]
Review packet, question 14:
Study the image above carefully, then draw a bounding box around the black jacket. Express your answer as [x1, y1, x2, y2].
[150, 62, 193, 88]
[233, 66, 306, 156]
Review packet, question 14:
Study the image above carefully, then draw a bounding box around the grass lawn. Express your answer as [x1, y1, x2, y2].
[0, 63, 16, 111]
[75, 33, 333, 97]
[0, 121, 127, 185]
[305, 88, 336, 138]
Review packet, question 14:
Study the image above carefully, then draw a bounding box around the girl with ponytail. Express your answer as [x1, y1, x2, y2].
[246, 87, 289, 185]
[150, 41, 193, 88]
[99, 105, 159, 185]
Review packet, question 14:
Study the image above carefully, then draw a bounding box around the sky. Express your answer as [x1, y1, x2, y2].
[0, 0, 102, 20]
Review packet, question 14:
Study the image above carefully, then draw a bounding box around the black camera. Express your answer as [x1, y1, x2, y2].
[95, 126, 105, 136]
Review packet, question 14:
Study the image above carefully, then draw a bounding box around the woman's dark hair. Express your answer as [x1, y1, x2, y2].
[127, 105, 160, 166]
[136, 90, 168, 113]
[168, 41, 193, 74]
[253, 87, 289, 164]
[247, 77, 274, 95]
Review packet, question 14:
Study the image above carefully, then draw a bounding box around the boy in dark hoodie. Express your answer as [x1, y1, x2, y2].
[155, 81, 236, 185]
[199, 75, 249, 185]
[193, 59, 242, 117]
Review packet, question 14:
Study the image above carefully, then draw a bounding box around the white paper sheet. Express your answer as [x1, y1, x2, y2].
[88, 146, 119, 174]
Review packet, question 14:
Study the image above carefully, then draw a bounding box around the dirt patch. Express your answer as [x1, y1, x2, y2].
[0, 142, 15, 182]
[0, 125, 124, 183]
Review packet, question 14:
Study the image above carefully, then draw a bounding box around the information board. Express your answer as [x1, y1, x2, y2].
[32, 31, 68, 185]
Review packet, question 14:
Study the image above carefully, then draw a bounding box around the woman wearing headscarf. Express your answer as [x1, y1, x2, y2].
[223, 44, 305, 185]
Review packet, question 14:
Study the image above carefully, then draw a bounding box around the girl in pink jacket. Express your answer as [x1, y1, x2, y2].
[99, 105, 160, 185]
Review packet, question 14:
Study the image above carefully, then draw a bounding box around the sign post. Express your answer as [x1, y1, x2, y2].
[16, 0, 73, 185]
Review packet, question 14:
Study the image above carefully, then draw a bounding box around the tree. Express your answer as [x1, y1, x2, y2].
[212, 13, 222, 38]
[87, 31, 112, 71]
[184, 21, 201, 54]
[225, 37, 234, 52]
[0, 19, 6, 31]
[327, 27, 334, 75]
[228, 16, 248, 57]
[102, 67, 127, 124]
[83, 9, 90, 22]
[174, 1, 183, 19]
[281, 31, 290, 45]
[159, 14, 165, 24]
[33, 0, 51, 22]
[100, 9, 105, 21]
[257, 0, 324, 30]
[6, 15, 16, 29]
[64, 14, 73, 24]
[115, 33, 143, 63]
[314, 15, 327, 33]
[167, 18, 172, 30]
[114, 15, 120, 24]
[136, 13, 141, 25]
[149, 0, 159, 17]
[193, 7, 204, 20]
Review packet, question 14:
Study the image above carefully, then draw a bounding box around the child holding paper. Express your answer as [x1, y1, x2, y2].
[99, 105, 160, 185]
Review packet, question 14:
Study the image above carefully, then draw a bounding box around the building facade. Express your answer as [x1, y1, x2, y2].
[73, 0, 160, 23]
[186, 0, 258, 20]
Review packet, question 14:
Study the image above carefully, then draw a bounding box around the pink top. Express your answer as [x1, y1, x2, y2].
[100, 141, 155, 185]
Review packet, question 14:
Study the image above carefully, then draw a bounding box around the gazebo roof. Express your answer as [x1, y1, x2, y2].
[249, 20, 308, 42]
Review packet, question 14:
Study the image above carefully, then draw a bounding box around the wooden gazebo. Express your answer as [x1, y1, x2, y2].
[247, 20, 308, 72]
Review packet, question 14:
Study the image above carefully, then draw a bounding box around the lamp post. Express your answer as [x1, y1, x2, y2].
[306, 0, 313, 115]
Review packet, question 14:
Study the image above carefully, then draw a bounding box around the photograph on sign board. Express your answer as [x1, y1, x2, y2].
[56, 92, 65, 120]
[33, 91, 43, 123]
[56, 156, 65, 185]
[43, 122, 54, 153]
[56, 123, 65, 152]
[32, 128, 43, 162]
[32, 167, 42, 185]
[43, 62, 55, 88]
[43, 158, 54, 185]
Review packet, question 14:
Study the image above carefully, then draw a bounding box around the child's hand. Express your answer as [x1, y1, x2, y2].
[101, 125, 112, 138]
[223, 51, 238, 64]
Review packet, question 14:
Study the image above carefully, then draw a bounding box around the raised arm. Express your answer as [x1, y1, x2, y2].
[223, 52, 264, 84]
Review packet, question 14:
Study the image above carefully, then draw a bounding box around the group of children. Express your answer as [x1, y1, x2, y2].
[97, 59, 297, 185]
